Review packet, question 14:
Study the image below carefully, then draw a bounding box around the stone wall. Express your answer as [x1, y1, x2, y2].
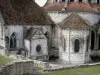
[44, 62, 100, 72]
[48, 13, 100, 26]
[58, 29, 90, 64]
[91, 50, 100, 57]
[0, 47, 5, 56]
[0, 60, 49, 75]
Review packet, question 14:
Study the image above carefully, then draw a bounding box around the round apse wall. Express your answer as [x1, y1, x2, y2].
[36, 45, 42, 52]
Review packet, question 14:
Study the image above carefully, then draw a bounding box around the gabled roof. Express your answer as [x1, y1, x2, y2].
[0, 0, 54, 25]
[25, 27, 46, 40]
[44, 2, 65, 11]
[65, 2, 97, 12]
[44, 2, 97, 12]
[90, 3, 100, 12]
[59, 13, 89, 29]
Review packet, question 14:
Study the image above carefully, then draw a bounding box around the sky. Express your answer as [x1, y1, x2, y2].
[35, 0, 47, 7]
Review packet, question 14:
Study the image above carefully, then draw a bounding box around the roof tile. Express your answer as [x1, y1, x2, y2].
[0, 0, 54, 25]
[44, 2, 97, 12]
[59, 13, 89, 29]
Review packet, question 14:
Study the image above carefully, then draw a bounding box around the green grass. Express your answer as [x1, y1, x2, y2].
[40, 66, 100, 75]
[0, 56, 14, 64]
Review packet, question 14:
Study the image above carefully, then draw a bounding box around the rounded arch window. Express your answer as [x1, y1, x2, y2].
[74, 39, 80, 53]
[36, 45, 41, 52]
[70, 0, 74, 2]
[91, 31, 95, 50]
[79, 0, 82, 2]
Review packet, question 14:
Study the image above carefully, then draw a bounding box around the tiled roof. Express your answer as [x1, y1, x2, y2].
[59, 13, 89, 29]
[0, 0, 54, 25]
[90, 3, 100, 12]
[44, 2, 65, 11]
[44, 2, 97, 12]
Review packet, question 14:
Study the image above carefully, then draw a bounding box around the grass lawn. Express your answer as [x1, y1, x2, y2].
[40, 66, 100, 75]
[0, 56, 14, 64]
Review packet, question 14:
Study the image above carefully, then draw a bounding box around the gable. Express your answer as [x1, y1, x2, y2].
[59, 13, 89, 29]
[25, 27, 47, 40]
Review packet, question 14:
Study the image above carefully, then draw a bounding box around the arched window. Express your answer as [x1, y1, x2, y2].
[88, 0, 91, 3]
[79, 0, 82, 2]
[97, 0, 99, 4]
[10, 32, 16, 48]
[98, 35, 100, 50]
[74, 39, 80, 53]
[5, 36, 9, 48]
[70, 0, 74, 2]
[91, 31, 95, 50]
[36, 45, 41, 52]
[62, 0, 65, 2]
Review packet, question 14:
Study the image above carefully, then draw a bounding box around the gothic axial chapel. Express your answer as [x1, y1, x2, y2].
[0, 0, 100, 64]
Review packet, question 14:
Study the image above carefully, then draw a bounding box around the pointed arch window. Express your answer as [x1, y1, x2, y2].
[70, 0, 74, 2]
[79, 0, 82, 2]
[97, 0, 99, 4]
[90, 31, 95, 50]
[62, 0, 65, 2]
[74, 39, 80, 53]
[10, 32, 17, 48]
[88, 0, 91, 3]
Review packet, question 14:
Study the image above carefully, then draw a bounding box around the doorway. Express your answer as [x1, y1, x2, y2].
[62, 0, 65, 2]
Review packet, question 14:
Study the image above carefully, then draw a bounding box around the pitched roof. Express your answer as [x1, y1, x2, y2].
[44, 2, 97, 12]
[59, 13, 89, 29]
[44, 2, 65, 11]
[0, 0, 54, 25]
[90, 3, 100, 12]
[25, 27, 46, 40]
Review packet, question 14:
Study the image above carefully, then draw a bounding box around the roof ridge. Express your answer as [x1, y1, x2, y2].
[61, 12, 80, 24]
[59, 12, 89, 29]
